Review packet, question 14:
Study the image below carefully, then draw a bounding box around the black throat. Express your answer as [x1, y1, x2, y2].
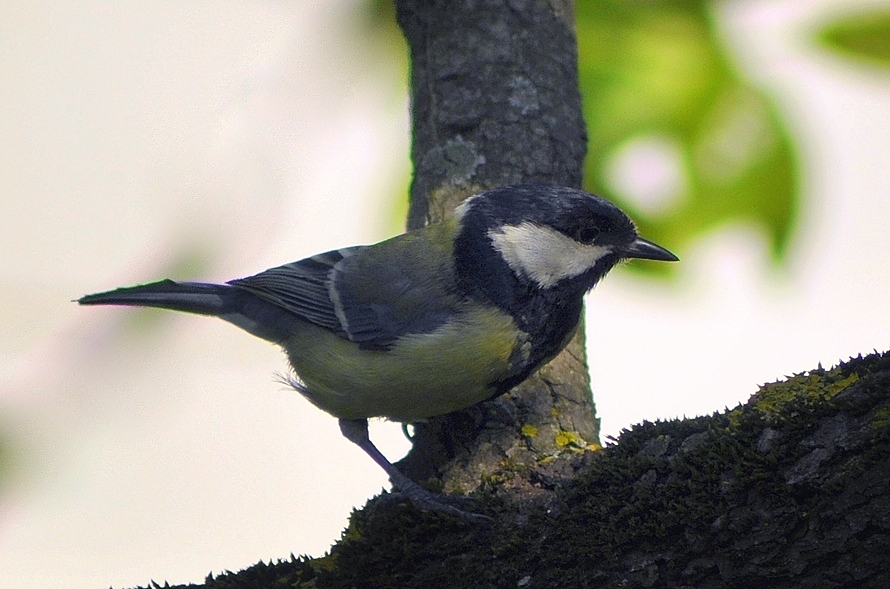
[453, 217, 597, 389]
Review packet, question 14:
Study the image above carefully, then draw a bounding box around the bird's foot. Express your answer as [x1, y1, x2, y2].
[387, 474, 492, 524]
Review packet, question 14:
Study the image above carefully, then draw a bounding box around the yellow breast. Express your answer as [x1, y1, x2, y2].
[283, 305, 524, 422]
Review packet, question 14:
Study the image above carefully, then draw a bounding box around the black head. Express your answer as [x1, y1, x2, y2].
[456, 184, 677, 292]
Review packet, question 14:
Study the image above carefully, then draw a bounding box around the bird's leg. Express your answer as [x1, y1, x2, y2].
[338, 418, 491, 524]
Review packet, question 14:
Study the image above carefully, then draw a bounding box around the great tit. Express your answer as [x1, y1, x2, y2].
[79, 184, 677, 522]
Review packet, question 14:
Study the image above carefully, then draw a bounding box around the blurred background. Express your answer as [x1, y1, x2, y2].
[1, 0, 888, 587]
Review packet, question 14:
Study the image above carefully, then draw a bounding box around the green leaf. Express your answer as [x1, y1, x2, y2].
[577, 0, 800, 271]
[819, 10, 890, 67]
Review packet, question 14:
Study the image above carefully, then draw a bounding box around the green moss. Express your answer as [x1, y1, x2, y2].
[144, 351, 890, 589]
[872, 407, 890, 430]
[554, 429, 582, 448]
[750, 367, 859, 422]
[520, 424, 539, 438]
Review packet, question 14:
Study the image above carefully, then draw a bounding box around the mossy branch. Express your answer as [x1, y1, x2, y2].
[146, 350, 890, 588]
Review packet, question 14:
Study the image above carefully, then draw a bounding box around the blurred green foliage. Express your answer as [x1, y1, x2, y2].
[0, 425, 10, 491]
[577, 0, 798, 271]
[365, 1, 890, 272]
[819, 9, 890, 67]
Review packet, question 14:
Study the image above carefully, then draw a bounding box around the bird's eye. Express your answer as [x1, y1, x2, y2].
[574, 224, 600, 244]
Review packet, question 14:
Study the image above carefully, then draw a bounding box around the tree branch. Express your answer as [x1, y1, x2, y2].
[159, 350, 890, 588]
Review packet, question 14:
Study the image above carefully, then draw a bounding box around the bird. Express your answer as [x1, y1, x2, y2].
[78, 184, 678, 522]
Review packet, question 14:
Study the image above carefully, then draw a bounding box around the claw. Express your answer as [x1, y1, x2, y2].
[388, 475, 492, 524]
[340, 418, 492, 524]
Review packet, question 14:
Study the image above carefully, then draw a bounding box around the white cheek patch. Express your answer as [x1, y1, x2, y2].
[488, 222, 611, 288]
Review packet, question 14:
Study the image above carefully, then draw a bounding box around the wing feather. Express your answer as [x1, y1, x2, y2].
[228, 249, 353, 336]
[227, 225, 463, 350]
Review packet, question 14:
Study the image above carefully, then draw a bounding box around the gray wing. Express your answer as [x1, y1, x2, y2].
[227, 248, 351, 337]
[228, 236, 461, 350]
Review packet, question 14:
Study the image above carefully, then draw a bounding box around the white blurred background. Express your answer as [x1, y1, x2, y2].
[1, 1, 888, 587]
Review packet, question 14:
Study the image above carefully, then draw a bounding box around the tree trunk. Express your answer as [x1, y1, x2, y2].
[393, 0, 598, 502]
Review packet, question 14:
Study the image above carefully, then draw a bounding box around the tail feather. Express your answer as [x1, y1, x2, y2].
[78, 279, 297, 343]
[78, 279, 235, 316]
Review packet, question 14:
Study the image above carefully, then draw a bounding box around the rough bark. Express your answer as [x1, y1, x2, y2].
[393, 0, 597, 502]
[153, 350, 890, 589]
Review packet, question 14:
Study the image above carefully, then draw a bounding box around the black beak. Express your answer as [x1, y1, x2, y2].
[623, 237, 679, 262]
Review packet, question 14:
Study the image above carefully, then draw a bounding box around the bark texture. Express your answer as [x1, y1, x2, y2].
[154, 351, 890, 589]
[393, 0, 598, 501]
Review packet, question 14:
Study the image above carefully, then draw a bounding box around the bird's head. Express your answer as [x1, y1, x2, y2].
[455, 184, 678, 292]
